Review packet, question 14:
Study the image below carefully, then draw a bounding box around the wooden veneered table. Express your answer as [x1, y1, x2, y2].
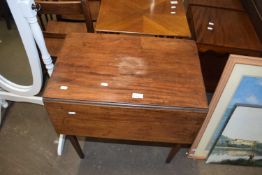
[44, 33, 208, 162]
[96, 0, 191, 38]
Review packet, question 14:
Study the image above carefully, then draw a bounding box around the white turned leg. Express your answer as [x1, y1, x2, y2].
[1, 99, 8, 108]
[16, 0, 54, 77]
[28, 17, 54, 76]
[57, 134, 66, 156]
[0, 99, 8, 126]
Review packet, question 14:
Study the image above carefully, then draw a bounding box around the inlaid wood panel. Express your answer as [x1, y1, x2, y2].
[96, 0, 191, 37]
[44, 33, 207, 109]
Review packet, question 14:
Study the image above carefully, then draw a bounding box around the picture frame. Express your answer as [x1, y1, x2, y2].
[188, 54, 262, 159]
[206, 104, 262, 166]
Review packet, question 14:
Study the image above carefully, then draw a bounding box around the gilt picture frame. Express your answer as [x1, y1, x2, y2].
[189, 54, 262, 159]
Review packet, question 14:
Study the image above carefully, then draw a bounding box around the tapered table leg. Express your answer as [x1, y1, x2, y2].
[165, 144, 181, 163]
[67, 135, 85, 159]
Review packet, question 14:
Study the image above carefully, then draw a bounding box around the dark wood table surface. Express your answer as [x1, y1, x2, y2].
[96, 0, 191, 38]
[188, 0, 245, 11]
[44, 33, 208, 161]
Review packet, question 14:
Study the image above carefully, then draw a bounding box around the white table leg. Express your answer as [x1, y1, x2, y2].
[57, 134, 66, 156]
[0, 99, 8, 126]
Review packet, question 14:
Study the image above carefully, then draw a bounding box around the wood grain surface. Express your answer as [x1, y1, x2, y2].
[46, 21, 87, 34]
[188, 0, 244, 11]
[44, 21, 87, 56]
[44, 33, 207, 109]
[45, 101, 207, 144]
[38, 0, 84, 15]
[191, 6, 262, 55]
[96, 0, 191, 37]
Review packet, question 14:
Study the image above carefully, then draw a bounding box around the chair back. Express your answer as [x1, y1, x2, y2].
[36, 0, 94, 32]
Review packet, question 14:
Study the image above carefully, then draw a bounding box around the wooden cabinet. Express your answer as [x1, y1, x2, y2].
[44, 33, 208, 148]
[187, 1, 262, 92]
[190, 6, 262, 56]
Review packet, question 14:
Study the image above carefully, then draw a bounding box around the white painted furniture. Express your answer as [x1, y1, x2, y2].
[1, 0, 65, 156]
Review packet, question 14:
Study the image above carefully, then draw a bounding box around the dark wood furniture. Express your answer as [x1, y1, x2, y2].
[37, 0, 94, 57]
[188, 0, 244, 11]
[43, 33, 208, 162]
[96, 0, 191, 38]
[189, 6, 262, 55]
[56, 0, 100, 23]
[241, 0, 262, 41]
[187, 0, 262, 92]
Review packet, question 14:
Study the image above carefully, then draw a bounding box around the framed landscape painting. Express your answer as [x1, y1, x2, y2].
[206, 104, 262, 166]
[189, 54, 262, 159]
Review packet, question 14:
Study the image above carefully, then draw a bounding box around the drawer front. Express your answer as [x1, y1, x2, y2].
[191, 6, 262, 54]
[45, 101, 207, 144]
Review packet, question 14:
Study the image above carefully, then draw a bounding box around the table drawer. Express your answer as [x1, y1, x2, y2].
[45, 101, 207, 144]
[191, 6, 262, 55]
